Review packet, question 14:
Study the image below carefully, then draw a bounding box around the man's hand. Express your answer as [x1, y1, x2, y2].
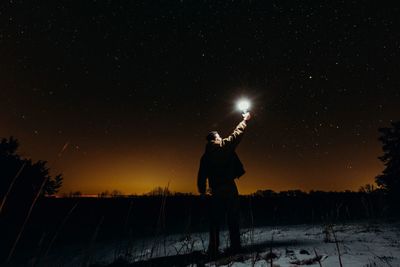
[242, 112, 251, 121]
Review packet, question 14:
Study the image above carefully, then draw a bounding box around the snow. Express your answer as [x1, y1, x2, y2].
[47, 222, 400, 266]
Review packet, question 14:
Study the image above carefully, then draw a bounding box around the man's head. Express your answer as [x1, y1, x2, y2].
[206, 131, 222, 143]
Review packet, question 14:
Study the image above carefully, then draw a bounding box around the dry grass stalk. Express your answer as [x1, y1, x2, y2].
[81, 215, 104, 267]
[313, 248, 323, 267]
[7, 174, 49, 262]
[331, 225, 343, 267]
[0, 162, 26, 215]
[44, 202, 79, 258]
[150, 181, 170, 259]
[6, 142, 68, 262]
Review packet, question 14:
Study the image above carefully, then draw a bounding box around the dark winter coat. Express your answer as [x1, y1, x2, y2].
[197, 120, 247, 194]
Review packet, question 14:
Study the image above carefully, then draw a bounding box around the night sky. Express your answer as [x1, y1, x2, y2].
[1, 1, 399, 195]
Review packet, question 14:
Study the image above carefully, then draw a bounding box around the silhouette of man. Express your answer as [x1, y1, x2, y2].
[197, 112, 251, 257]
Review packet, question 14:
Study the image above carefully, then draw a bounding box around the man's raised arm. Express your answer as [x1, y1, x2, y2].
[222, 112, 251, 148]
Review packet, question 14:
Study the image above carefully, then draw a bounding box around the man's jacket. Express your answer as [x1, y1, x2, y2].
[197, 120, 247, 194]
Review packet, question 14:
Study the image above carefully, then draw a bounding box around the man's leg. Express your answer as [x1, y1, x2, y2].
[227, 185, 241, 251]
[208, 195, 220, 257]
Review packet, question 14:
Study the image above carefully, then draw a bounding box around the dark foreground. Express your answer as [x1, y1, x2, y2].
[0, 191, 393, 265]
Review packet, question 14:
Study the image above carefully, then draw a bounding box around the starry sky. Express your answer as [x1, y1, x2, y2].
[1, 1, 399, 195]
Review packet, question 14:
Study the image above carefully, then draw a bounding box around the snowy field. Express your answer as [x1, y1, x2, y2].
[44, 221, 400, 267]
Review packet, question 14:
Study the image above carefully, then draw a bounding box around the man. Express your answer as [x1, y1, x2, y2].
[197, 112, 251, 257]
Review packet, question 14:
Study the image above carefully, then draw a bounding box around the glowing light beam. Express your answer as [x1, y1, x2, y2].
[237, 98, 251, 113]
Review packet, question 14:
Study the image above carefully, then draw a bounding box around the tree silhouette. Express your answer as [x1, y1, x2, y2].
[0, 136, 63, 211]
[0, 137, 64, 261]
[375, 121, 400, 210]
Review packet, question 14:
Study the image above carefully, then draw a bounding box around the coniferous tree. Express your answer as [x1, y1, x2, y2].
[0, 136, 63, 203]
[375, 121, 400, 210]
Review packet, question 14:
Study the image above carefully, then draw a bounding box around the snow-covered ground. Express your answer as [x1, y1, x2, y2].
[47, 221, 400, 266]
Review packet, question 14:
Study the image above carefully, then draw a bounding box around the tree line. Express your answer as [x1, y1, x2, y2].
[1, 120, 400, 211]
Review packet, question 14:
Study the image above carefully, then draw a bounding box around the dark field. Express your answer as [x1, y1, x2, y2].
[0, 191, 389, 265]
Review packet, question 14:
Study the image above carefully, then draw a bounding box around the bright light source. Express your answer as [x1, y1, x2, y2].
[237, 99, 251, 113]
